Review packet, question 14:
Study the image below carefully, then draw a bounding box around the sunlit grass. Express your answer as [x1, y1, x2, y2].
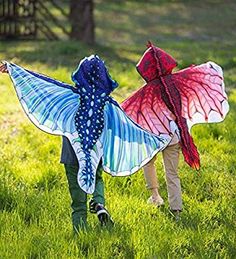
[0, 1, 236, 258]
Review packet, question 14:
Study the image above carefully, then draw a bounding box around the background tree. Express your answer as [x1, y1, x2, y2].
[70, 0, 95, 44]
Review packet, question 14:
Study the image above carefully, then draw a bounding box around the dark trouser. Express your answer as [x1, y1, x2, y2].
[64, 164, 105, 231]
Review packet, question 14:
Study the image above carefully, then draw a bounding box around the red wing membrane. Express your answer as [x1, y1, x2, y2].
[169, 62, 229, 129]
[121, 81, 176, 137]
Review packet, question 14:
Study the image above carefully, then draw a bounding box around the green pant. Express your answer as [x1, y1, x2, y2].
[64, 164, 105, 231]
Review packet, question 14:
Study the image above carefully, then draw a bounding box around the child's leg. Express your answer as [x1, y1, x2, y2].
[89, 164, 114, 226]
[162, 143, 182, 211]
[92, 164, 105, 205]
[64, 164, 87, 231]
[143, 156, 164, 206]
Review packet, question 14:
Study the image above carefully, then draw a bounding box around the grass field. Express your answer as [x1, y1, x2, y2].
[0, 1, 236, 258]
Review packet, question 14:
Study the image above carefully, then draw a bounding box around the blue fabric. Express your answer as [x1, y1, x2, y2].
[71, 55, 118, 94]
[71, 55, 119, 190]
[100, 103, 170, 174]
[8, 62, 79, 135]
[7, 56, 171, 194]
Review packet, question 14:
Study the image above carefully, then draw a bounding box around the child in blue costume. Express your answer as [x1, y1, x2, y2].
[1, 55, 171, 231]
[61, 136, 112, 231]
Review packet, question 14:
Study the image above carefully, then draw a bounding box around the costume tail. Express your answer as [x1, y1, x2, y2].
[76, 147, 103, 194]
[69, 134, 103, 194]
[178, 117, 200, 170]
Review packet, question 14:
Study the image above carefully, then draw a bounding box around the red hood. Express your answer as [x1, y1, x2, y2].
[136, 43, 177, 82]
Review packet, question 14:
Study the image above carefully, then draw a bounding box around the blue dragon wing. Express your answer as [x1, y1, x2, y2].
[6, 62, 98, 194]
[99, 102, 172, 175]
[5, 61, 171, 194]
[6, 62, 80, 135]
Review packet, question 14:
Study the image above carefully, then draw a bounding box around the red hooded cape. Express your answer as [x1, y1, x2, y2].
[122, 43, 229, 169]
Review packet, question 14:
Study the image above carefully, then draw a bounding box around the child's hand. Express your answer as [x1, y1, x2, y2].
[0, 63, 8, 73]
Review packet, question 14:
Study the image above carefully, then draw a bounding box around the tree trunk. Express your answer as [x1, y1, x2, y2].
[70, 0, 95, 44]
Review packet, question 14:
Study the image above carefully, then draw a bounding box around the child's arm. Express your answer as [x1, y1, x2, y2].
[0, 62, 8, 73]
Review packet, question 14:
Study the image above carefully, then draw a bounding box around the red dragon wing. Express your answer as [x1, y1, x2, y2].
[170, 62, 229, 130]
[121, 81, 178, 138]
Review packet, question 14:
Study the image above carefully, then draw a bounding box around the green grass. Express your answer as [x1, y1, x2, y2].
[0, 1, 236, 258]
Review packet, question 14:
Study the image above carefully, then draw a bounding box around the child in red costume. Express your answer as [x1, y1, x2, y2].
[122, 43, 229, 218]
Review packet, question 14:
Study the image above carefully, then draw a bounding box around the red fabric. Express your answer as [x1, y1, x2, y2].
[122, 44, 227, 170]
[136, 43, 177, 81]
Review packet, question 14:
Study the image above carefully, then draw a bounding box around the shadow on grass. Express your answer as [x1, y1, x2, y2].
[0, 41, 138, 69]
[96, 1, 236, 46]
[75, 222, 136, 258]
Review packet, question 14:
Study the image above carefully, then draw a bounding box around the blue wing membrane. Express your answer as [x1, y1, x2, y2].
[6, 62, 80, 135]
[100, 102, 172, 175]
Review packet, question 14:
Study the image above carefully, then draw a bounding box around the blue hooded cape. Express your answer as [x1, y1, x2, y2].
[5, 55, 171, 194]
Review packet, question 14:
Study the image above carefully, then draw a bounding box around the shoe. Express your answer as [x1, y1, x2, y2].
[89, 199, 114, 226]
[72, 217, 88, 234]
[89, 198, 97, 214]
[95, 203, 114, 226]
[170, 209, 181, 222]
[147, 195, 164, 207]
